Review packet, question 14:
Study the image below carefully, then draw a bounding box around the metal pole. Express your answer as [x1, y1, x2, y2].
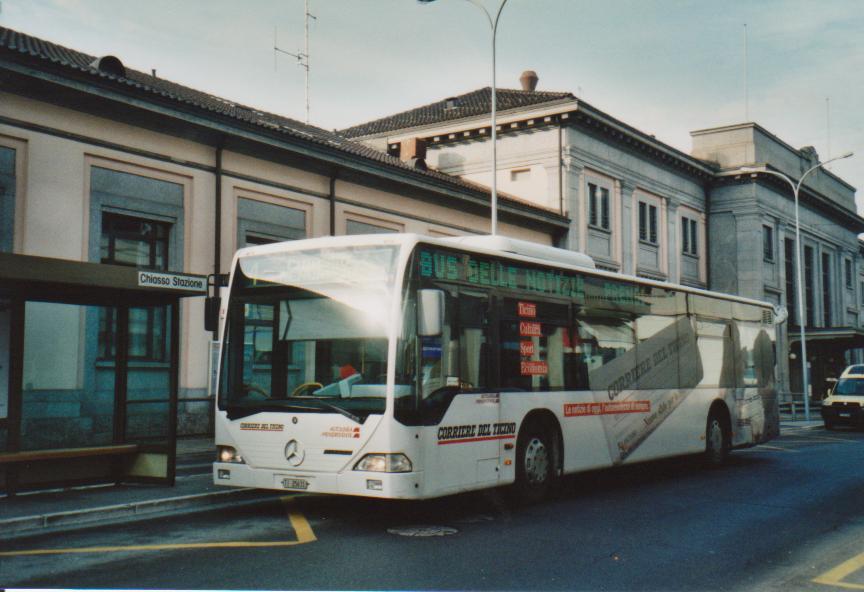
[490, 15, 497, 235]
[791, 182, 809, 420]
[489, 0, 507, 235]
[744, 23, 748, 121]
[304, 0, 310, 124]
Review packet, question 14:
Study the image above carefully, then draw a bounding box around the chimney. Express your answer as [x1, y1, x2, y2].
[520, 70, 538, 92]
[400, 137, 428, 170]
[400, 137, 427, 161]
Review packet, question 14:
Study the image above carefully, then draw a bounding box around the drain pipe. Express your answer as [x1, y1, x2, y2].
[703, 179, 712, 289]
[329, 172, 337, 236]
[212, 144, 224, 342]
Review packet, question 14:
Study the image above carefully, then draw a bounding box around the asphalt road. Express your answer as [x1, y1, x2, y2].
[3, 424, 864, 591]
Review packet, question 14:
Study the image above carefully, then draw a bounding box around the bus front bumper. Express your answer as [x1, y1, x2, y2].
[213, 462, 424, 499]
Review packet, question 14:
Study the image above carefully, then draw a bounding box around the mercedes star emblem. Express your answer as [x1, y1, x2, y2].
[284, 439, 305, 467]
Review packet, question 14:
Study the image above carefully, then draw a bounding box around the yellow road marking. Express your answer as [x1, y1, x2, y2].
[289, 510, 317, 543]
[0, 498, 315, 557]
[813, 551, 864, 589]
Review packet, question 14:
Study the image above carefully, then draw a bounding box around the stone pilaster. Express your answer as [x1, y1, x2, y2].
[666, 201, 679, 284]
[562, 158, 584, 253]
[619, 180, 637, 274]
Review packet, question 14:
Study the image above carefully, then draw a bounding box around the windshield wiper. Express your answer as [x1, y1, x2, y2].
[226, 400, 322, 420]
[316, 401, 362, 424]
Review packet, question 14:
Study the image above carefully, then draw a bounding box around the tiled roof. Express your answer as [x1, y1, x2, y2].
[0, 27, 355, 150]
[339, 87, 575, 138]
[0, 26, 566, 223]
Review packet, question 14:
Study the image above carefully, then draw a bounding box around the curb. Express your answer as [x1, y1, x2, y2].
[0, 488, 281, 541]
[780, 421, 824, 429]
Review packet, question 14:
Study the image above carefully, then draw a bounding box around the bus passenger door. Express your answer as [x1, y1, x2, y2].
[421, 289, 500, 494]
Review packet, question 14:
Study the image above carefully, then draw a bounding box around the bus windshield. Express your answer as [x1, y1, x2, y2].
[218, 244, 400, 421]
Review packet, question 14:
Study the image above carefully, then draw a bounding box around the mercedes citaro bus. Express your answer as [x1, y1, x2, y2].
[213, 233, 782, 501]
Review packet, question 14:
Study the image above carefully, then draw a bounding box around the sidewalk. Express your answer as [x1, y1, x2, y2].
[0, 437, 280, 541]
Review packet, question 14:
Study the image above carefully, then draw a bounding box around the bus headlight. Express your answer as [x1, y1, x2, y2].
[218, 446, 244, 464]
[353, 453, 412, 473]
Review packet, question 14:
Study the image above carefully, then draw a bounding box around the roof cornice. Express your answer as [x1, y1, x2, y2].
[382, 99, 716, 181]
[354, 98, 580, 142]
[716, 167, 864, 233]
[693, 122, 856, 192]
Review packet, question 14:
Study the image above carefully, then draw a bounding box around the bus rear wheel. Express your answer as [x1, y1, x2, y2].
[513, 424, 557, 504]
[704, 411, 729, 467]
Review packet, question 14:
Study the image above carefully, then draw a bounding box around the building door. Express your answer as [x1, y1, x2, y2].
[120, 302, 177, 484]
[0, 300, 8, 421]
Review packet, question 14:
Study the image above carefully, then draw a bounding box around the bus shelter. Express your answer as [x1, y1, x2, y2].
[0, 252, 207, 495]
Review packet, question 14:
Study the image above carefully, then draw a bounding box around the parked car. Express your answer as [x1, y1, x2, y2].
[821, 365, 864, 429]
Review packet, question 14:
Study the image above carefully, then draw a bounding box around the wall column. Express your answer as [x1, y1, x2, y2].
[619, 180, 637, 275]
[666, 201, 679, 284]
[562, 155, 584, 252]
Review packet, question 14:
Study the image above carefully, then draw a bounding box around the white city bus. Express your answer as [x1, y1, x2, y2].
[213, 233, 782, 501]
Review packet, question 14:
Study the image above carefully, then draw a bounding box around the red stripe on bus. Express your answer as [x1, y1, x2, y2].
[438, 435, 516, 445]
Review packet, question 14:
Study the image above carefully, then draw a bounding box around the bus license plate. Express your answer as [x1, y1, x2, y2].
[840, 413, 851, 418]
[281, 478, 309, 490]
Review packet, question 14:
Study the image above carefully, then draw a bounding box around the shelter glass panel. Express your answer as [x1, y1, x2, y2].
[126, 304, 173, 441]
[21, 302, 116, 450]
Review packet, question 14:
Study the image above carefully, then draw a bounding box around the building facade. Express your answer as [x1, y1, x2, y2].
[0, 28, 567, 492]
[342, 75, 864, 399]
[693, 124, 864, 398]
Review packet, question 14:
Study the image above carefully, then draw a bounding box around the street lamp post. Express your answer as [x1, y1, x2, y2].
[419, 0, 509, 235]
[742, 151, 854, 420]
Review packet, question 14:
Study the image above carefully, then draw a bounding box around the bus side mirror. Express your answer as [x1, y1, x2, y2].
[418, 289, 444, 337]
[205, 296, 221, 333]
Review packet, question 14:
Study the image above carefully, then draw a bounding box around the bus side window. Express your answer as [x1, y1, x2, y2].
[499, 297, 569, 392]
[570, 322, 590, 390]
[576, 313, 636, 392]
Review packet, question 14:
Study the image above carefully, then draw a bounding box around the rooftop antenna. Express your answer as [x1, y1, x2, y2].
[743, 23, 749, 122]
[826, 97, 832, 169]
[274, 0, 316, 124]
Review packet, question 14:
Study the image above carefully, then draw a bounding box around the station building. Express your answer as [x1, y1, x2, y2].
[341, 72, 864, 399]
[0, 27, 567, 493]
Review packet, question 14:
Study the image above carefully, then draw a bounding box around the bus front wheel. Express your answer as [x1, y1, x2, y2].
[513, 424, 557, 504]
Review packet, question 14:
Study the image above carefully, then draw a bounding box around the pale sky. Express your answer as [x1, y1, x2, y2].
[2, 0, 862, 209]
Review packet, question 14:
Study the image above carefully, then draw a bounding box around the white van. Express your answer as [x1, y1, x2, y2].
[821, 365, 864, 429]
